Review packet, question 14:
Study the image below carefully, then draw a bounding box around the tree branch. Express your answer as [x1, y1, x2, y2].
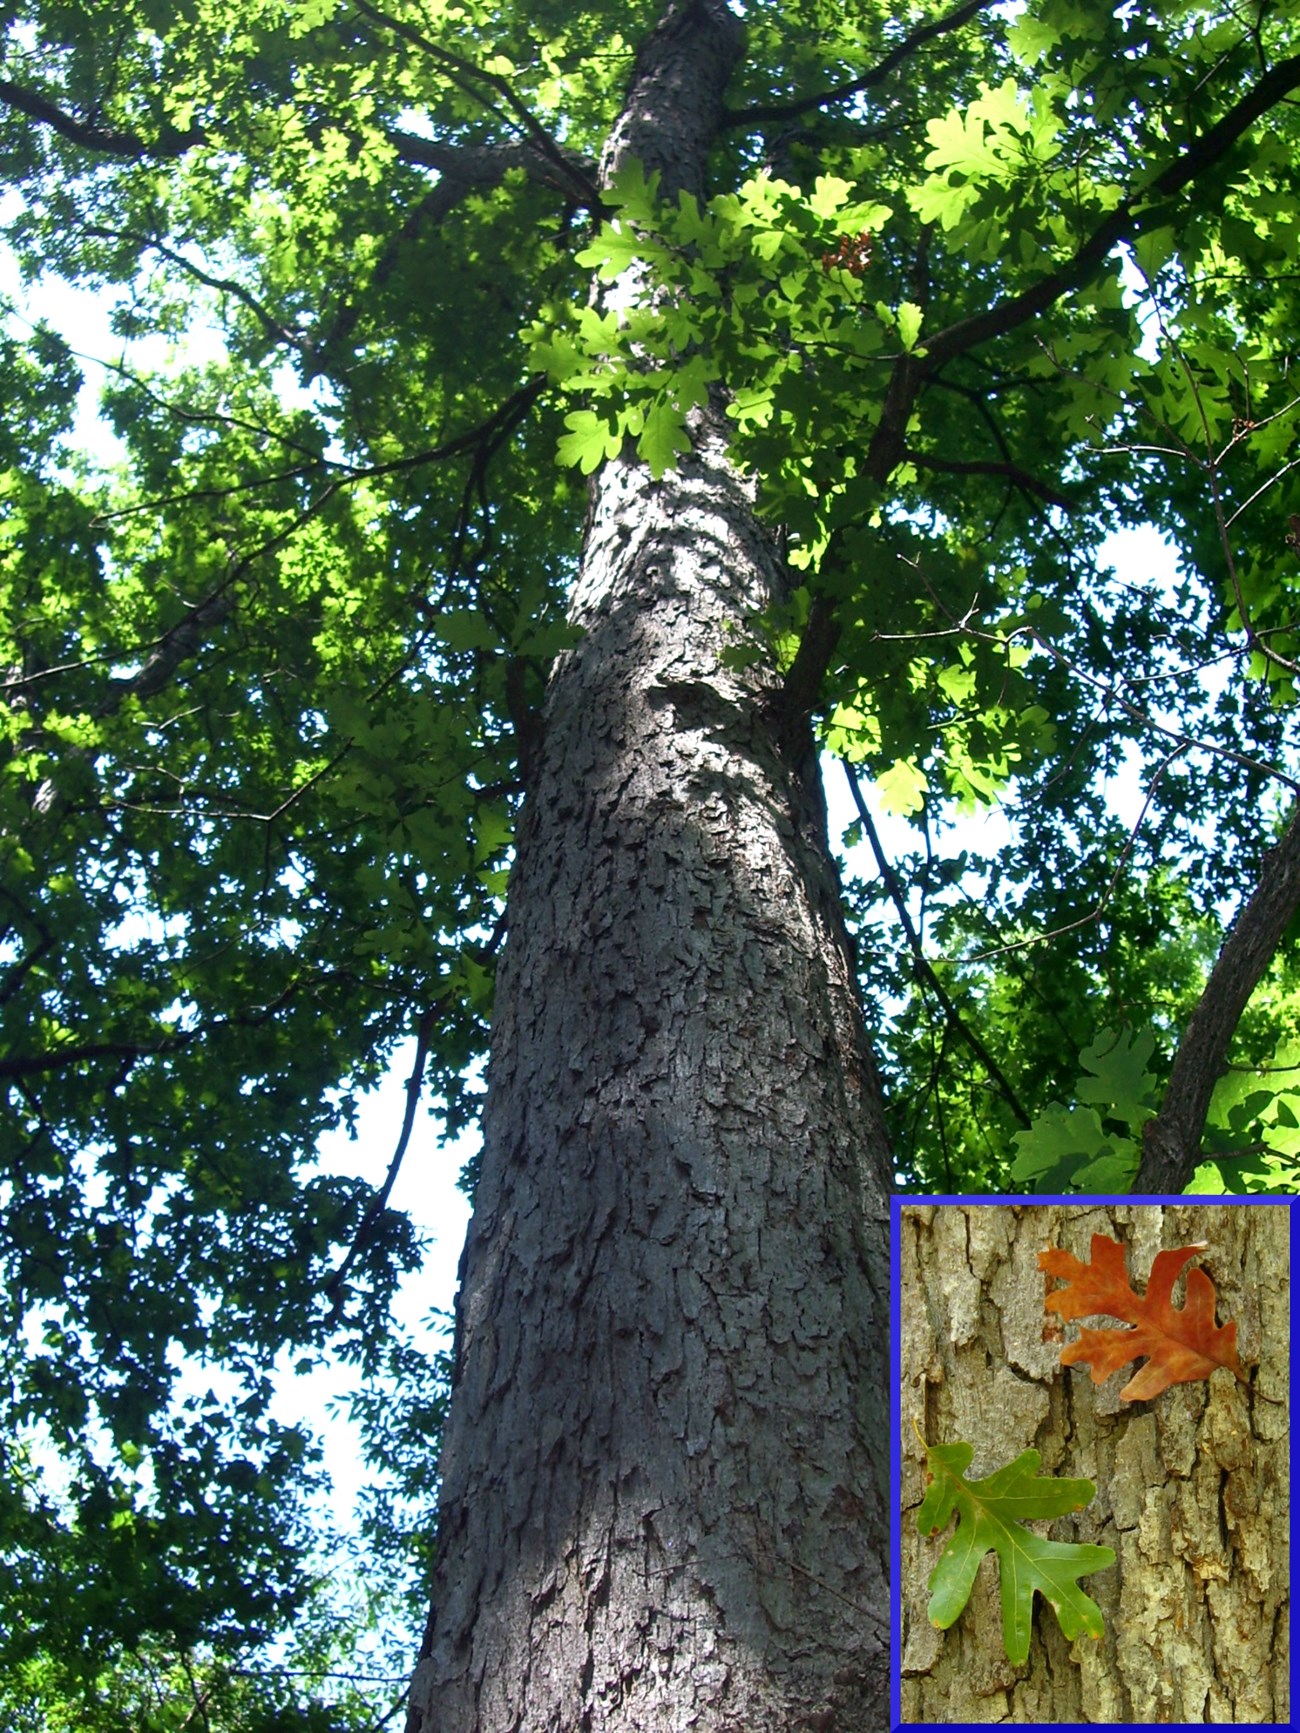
[901, 447, 1077, 512]
[321, 911, 507, 1324]
[0, 973, 322, 1081]
[0, 75, 200, 158]
[842, 762, 1033, 1128]
[855, 51, 1300, 488]
[1134, 804, 1300, 1193]
[310, 141, 596, 377]
[721, 0, 999, 128]
[920, 51, 1300, 371]
[388, 128, 598, 207]
[776, 591, 841, 736]
[321, 999, 444, 1324]
[81, 225, 307, 351]
[352, 0, 603, 208]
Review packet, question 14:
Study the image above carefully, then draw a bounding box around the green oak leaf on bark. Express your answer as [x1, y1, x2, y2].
[915, 1435, 1115, 1666]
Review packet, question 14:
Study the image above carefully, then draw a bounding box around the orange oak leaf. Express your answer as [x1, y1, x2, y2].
[1038, 1233, 1246, 1402]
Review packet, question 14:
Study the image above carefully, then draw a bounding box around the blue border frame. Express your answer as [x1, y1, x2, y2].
[888, 1194, 1294, 1729]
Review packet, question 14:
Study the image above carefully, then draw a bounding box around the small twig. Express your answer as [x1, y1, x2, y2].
[901, 447, 1077, 512]
[321, 909, 507, 1323]
[82, 224, 307, 350]
[721, 0, 998, 127]
[842, 762, 1033, 1127]
[961, 745, 1189, 964]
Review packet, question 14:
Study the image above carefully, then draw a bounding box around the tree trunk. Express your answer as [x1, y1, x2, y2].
[405, 7, 894, 1728]
[900, 1203, 1290, 1723]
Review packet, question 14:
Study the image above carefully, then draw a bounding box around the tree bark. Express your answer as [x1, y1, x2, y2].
[900, 1203, 1289, 1723]
[1135, 804, 1300, 1193]
[406, 6, 894, 1728]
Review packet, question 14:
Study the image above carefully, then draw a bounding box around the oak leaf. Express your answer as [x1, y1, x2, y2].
[1039, 1232, 1246, 1401]
[915, 1434, 1115, 1665]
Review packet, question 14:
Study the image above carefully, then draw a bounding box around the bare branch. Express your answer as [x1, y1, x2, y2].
[777, 592, 841, 736]
[1021, 625, 1299, 795]
[1135, 803, 1300, 1192]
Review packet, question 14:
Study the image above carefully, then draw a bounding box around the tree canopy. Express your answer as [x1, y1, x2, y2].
[2, 0, 1299, 1723]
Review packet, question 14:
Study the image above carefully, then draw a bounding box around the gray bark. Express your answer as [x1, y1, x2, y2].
[406, 6, 893, 1728]
[1136, 804, 1300, 1193]
[900, 1203, 1290, 1723]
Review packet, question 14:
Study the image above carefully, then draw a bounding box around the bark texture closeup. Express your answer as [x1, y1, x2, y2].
[406, 7, 893, 1728]
[900, 1203, 1290, 1723]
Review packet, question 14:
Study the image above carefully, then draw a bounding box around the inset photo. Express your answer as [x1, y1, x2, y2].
[895, 1201, 1290, 1724]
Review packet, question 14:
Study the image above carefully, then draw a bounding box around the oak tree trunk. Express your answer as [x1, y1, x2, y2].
[406, 7, 894, 1728]
[900, 1203, 1289, 1723]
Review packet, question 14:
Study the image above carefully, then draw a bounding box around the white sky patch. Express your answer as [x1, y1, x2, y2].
[276, 1052, 474, 1527]
[1094, 521, 1184, 830]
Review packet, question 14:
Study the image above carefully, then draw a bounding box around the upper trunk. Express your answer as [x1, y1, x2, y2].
[406, 11, 893, 1727]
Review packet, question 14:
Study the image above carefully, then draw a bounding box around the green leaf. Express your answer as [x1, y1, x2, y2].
[436, 609, 502, 652]
[1075, 1027, 1158, 1125]
[1011, 1027, 1154, 1190]
[636, 399, 691, 479]
[1012, 1102, 1110, 1187]
[556, 409, 623, 474]
[875, 756, 928, 816]
[808, 174, 855, 220]
[916, 1437, 1115, 1666]
[896, 301, 924, 353]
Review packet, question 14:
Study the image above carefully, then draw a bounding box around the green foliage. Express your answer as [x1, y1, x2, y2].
[916, 1436, 1116, 1666]
[1190, 1032, 1300, 1194]
[1011, 1027, 1158, 1192]
[0, 1591, 398, 1732]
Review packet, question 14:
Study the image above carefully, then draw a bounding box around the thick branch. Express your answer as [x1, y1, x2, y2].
[388, 129, 598, 207]
[785, 57, 1300, 794]
[902, 448, 1077, 511]
[311, 141, 596, 376]
[721, 0, 999, 128]
[778, 592, 841, 734]
[353, 0, 603, 208]
[0, 75, 200, 158]
[859, 51, 1300, 495]
[921, 51, 1300, 370]
[1135, 804, 1300, 1193]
